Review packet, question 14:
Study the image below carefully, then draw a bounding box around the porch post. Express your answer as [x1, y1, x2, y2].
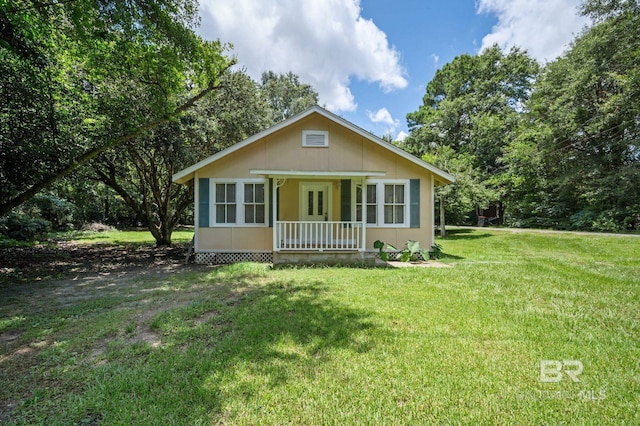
[272, 177, 277, 252]
[360, 176, 366, 252]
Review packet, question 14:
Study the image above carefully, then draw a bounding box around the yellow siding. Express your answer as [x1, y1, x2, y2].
[197, 227, 272, 251]
[196, 111, 436, 252]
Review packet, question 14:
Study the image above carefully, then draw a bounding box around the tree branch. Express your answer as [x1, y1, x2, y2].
[0, 66, 232, 216]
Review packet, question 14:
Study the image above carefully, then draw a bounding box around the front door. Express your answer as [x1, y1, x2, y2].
[301, 183, 330, 221]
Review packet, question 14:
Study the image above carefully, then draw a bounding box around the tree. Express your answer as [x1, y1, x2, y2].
[516, 0, 640, 230]
[405, 46, 539, 176]
[423, 147, 497, 227]
[404, 46, 538, 225]
[260, 71, 319, 123]
[0, 0, 233, 216]
[91, 70, 272, 245]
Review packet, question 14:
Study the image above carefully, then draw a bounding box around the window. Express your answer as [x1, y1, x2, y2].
[360, 180, 409, 227]
[211, 179, 268, 226]
[302, 130, 329, 147]
[215, 183, 236, 224]
[356, 184, 377, 224]
[244, 183, 265, 224]
[384, 184, 405, 224]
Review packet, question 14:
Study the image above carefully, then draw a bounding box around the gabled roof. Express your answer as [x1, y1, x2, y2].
[172, 105, 455, 185]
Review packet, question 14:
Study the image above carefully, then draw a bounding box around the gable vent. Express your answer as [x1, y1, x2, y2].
[302, 130, 328, 147]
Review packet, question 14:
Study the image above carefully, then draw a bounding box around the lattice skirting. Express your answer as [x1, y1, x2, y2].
[375, 251, 427, 261]
[195, 252, 273, 264]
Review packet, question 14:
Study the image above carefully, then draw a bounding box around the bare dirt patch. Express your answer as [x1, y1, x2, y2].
[0, 241, 189, 284]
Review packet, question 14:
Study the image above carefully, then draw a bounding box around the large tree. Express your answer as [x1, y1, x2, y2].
[404, 45, 539, 225]
[0, 0, 232, 216]
[503, 0, 640, 230]
[405, 46, 539, 177]
[260, 71, 319, 123]
[90, 70, 272, 245]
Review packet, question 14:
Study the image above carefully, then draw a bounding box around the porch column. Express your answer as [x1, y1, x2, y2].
[272, 177, 277, 252]
[360, 176, 366, 252]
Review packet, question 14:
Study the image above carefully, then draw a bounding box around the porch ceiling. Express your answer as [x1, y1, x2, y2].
[249, 169, 386, 178]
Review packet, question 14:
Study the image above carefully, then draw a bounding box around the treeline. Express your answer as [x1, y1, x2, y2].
[2, 0, 638, 245]
[1, 0, 317, 244]
[404, 0, 639, 232]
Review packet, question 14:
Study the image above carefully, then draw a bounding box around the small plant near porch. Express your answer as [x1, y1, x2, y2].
[374, 239, 442, 262]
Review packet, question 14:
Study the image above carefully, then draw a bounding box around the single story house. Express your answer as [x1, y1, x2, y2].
[173, 106, 454, 265]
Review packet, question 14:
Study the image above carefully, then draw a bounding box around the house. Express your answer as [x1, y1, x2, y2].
[173, 106, 454, 265]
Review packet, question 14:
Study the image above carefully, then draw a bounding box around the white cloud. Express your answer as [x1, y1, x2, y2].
[367, 107, 397, 126]
[396, 131, 409, 142]
[477, 0, 589, 62]
[431, 53, 439, 65]
[367, 107, 400, 135]
[198, 0, 408, 112]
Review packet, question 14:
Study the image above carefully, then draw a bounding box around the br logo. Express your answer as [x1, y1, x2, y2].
[539, 360, 584, 383]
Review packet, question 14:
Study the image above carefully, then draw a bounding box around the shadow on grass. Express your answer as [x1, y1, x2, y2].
[440, 229, 494, 241]
[438, 252, 465, 261]
[77, 264, 379, 424]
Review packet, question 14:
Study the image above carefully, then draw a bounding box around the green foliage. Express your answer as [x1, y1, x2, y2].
[373, 239, 394, 262]
[374, 239, 436, 262]
[0, 213, 50, 241]
[404, 46, 537, 227]
[501, 3, 640, 231]
[90, 69, 274, 245]
[428, 243, 442, 260]
[405, 45, 539, 175]
[424, 146, 498, 225]
[27, 194, 75, 231]
[0, 0, 233, 215]
[260, 71, 319, 123]
[408, 5, 639, 232]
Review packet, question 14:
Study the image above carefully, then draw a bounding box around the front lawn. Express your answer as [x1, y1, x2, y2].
[1, 229, 638, 424]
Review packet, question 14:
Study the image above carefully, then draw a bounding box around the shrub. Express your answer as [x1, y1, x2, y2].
[569, 209, 597, 231]
[0, 214, 51, 241]
[29, 194, 75, 231]
[591, 212, 620, 233]
[374, 240, 441, 262]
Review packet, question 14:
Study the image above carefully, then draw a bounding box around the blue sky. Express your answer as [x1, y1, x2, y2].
[197, 0, 589, 139]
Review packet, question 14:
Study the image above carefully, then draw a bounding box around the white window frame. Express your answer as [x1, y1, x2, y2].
[365, 179, 410, 228]
[355, 183, 378, 225]
[302, 130, 329, 147]
[210, 178, 269, 227]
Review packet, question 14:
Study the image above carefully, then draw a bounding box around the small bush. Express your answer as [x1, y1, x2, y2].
[0, 214, 51, 241]
[374, 240, 439, 262]
[591, 213, 620, 233]
[30, 194, 75, 231]
[569, 209, 597, 231]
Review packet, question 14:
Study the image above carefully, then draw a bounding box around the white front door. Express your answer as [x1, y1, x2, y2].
[300, 183, 330, 221]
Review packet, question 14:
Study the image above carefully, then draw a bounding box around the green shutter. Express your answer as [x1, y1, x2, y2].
[410, 179, 420, 228]
[198, 178, 209, 227]
[341, 179, 351, 221]
[268, 178, 273, 228]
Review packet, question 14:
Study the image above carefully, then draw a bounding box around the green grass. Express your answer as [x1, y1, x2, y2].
[58, 229, 194, 245]
[1, 229, 638, 425]
[0, 229, 194, 247]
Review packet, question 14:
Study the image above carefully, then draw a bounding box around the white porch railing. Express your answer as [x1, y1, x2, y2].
[275, 221, 364, 251]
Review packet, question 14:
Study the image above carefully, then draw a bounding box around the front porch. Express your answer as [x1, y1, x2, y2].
[275, 220, 364, 251]
[253, 168, 386, 254]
